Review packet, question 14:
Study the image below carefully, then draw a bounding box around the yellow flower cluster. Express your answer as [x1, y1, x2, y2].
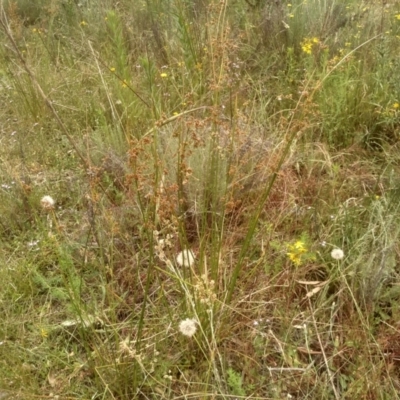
[287, 240, 307, 266]
[301, 37, 319, 55]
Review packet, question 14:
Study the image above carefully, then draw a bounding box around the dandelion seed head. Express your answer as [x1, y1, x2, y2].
[331, 248, 344, 260]
[40, 195, 55, 210]
[179, 318, 197, 337]
[176, 249, 195, 267]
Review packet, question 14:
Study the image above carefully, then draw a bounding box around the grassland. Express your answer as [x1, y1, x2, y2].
[1, 0, 400, 398]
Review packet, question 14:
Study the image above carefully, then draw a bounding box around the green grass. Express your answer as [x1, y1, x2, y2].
[1, 0, 400, 398]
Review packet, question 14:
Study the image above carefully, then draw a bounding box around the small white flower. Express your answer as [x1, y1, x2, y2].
[179, 318, 197, 337]
[176, 249, 195, 267]
[331, 248, 344, 260]
[40, 195, 55, 210]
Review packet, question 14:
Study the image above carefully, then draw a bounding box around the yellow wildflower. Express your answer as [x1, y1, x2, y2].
[41, 328, 48, 338]
[302, 43, 312, 54]
[80, 21, 87, 26]
[395, 14, 400, 20]
[160, 73, 168, 78]
[294, 240, 307, 253]
[393, 102, 399, 109]
[287, 252, 302, 266]
[287, 240, 308, 266]
[301, 37, 320, 55]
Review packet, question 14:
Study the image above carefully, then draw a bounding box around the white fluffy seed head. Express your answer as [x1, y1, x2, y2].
[40, 195, 55, 210]
[179, 318, 197, 337]
[331, 248, 344, 260]
[176, 249, 195, 267]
